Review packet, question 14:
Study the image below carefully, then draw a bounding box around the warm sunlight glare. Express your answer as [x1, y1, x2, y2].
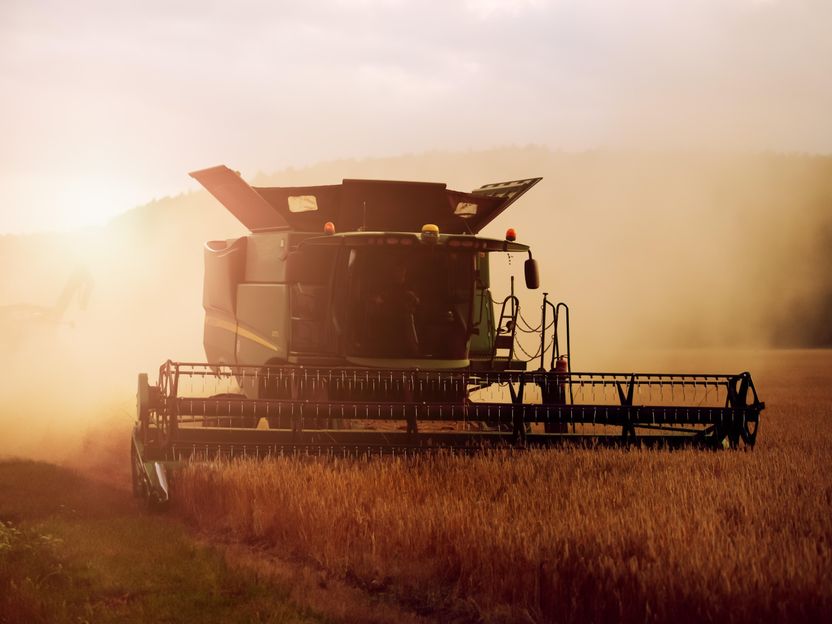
[47, 175, 143, 232]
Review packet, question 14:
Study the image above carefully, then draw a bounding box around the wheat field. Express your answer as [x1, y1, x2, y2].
[175, 351, 832, 623]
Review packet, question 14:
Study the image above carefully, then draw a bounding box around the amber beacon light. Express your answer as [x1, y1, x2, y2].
[421, 223, 439, 242]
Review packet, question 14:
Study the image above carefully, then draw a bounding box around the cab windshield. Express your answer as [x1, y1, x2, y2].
[335, 246, 475, 360]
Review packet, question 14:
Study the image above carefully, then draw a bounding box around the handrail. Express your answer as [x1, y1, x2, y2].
[490, 276, 519, 365]
[539, 295, 571, 373]
[552, 302, 571, 373]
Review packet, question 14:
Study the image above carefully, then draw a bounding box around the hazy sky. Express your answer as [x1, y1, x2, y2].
[1, 0, 830, 233]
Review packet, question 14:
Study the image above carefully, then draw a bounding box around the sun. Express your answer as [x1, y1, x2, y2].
[44, 173, 146, 233]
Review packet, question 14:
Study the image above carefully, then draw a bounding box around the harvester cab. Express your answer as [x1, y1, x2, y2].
[131, 166, 764, 510]
[194, 166, 542, 375]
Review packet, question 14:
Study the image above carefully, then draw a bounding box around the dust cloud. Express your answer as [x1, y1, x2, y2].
[0, 193, 243, 472]
[1, 148, 830, 468]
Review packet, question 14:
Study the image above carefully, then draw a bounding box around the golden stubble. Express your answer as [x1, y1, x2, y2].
[174, 351, 832, 622]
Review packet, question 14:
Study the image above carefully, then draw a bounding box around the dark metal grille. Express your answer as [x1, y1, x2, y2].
[138, 361, 764, 458]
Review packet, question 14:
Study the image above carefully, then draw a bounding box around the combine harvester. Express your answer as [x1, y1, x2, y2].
[132, 166, 764, 507]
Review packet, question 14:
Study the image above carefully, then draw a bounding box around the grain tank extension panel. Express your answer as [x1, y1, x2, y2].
[190, 165, 541, 234]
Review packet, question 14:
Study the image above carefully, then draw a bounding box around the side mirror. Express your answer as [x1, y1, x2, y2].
[524, 258, 540, 290]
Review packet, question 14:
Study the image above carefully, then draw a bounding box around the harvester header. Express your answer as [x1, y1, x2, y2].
[131, 165, 764, 509]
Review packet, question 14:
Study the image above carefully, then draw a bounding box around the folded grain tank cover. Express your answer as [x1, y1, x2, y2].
[191, 164, 541, 234]
[190, 166, 289, 232]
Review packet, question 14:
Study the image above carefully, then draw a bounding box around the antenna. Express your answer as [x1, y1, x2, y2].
[360, 200, 367, 232]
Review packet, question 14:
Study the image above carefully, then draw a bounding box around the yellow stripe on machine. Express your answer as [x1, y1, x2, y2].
[205, 315, 279, 352]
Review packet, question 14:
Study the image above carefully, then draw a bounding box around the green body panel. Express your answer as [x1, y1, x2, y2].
[203, 231, 322, 367]
[203, 237, 246, 364]
[244, 232, 291, 282]
[236, 283, 290, 362]
[203, 237, 246, 313]
[203, 311, 237, 365]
